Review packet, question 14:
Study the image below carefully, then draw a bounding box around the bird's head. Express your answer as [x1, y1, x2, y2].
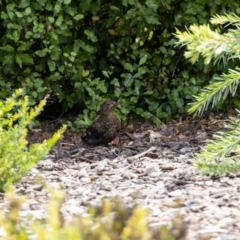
[100, 100, 118, 115]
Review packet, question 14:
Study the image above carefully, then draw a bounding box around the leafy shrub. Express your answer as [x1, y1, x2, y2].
[174, 14, 240, 176]
[0, 1, 239, 126]
[0, 187, 187, 240]
[0, 89, 66, 191]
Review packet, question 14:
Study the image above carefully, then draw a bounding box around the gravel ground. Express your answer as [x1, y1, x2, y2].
[2, 117, 240, 240]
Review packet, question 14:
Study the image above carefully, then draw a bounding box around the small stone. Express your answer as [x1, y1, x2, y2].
[145, 152, 159, 159]
[83, 153, 98, 160]
[32, 184, 43, 191]
[149, 172, 161, 178]
[217, 217, 235, 228]
[161, 165, 175, 171]
[100, 185, 112, 191]
[80, 177, 91, 183]
[216, 199, 226, 207]
[162, 199, 178, 207]
[132, 179, 145, 184]
[228, 200, 238, 207]
[168, 189, 182, 197]
[179, 146, 192, 153]
[229, 173, 236, 178]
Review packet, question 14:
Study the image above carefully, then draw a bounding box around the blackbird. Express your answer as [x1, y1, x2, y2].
[83, 100, 121, 145]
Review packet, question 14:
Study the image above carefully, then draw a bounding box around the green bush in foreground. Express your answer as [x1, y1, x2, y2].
[0, 89, 66, 191]
[174, 14, 240, 176]
[0, 187, 187, 240]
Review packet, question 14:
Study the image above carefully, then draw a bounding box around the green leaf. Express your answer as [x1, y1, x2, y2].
[146, 16, 160, 25]
[17, 42, 33, 51]
[139, 55, 148, 66]
[13, 31, 20, 42]
[25, 7, 31, 15]
[3, 54, 14, 65]
[19, 0, 30, 8]
[36, 0, 46, 6]
[64, 0, 71, 4]
[182, 71, 189, 79]
[163, 58, 171, 65]
[1, 12, 8, 19]
[33, 79, 43, 88]
[47, 17, 54, 23]
[98, 85, 107, 93]
[54, 2, 62, 15]
[123, 73, 133, 87]
[49, 32, 58, 41]
[135, 108, 144, 115]
[58, 65, 65, 73]
[47, 72, 62, 82]
[160, 46, 167, 54]
[35, 49, 47, 57]
[78, 52, 89, 62]
[63, 52, 69, 57]
[37, 87, 46, 93]
[110, 6, 120, 11]
[79, 0, 90, 13]
[53, 53, 63, 68]
[15, 54, 22, 68]
[74, 14, 84, 20]
[70, 52, 77, 57]
[46, 3, 53, 11]
[84, 30, 98, 42]
[82, 70, 89, 77]
[122, 0, 128, 7]
[114, 88, 122, 97]
[48, 60, 56, 71]
[156, 106, 169, 119]
[102, 70, 109, 78]
[25, 31, 33, 38]
[20, 53, 33, 64]
[111, 78, 120, 87]
[55, 15, 64, 26]
[69, 56, 75, 62]
[2, 45, 14, 52]
[7, 11, 14, 19]
[15, 12, 23, 18]
[138, 66, 148, 74]
[32, 91, 38, 98]
[6, 3, 16, 12]
[144, 90, 154, 95]
[81, 44, 95, 53]
[124, 62, 133, 73]
[86, 87, 95, 97]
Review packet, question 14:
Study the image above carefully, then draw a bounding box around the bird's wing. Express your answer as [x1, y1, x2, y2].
[87, 119, 106, 139]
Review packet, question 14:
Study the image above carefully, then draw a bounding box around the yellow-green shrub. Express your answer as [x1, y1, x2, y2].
[0, 187, 187, 240]
[0, 89, 66, 191]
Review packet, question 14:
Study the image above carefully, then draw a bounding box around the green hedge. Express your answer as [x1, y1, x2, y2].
[0, 0, 239, 126]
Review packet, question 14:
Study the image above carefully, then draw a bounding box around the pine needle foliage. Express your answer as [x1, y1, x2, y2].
[188, 68, 240, 115]
[195, 115, 240, 176]
[175, 14, 240, 115]
[174, 14, 240, 176]
[0, 89, 66, 191]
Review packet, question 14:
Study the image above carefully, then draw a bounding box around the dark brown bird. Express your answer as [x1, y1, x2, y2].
[83, 100, 121, 145]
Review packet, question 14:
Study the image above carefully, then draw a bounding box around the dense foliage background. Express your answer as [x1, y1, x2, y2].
[0, 0, 239, 127]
